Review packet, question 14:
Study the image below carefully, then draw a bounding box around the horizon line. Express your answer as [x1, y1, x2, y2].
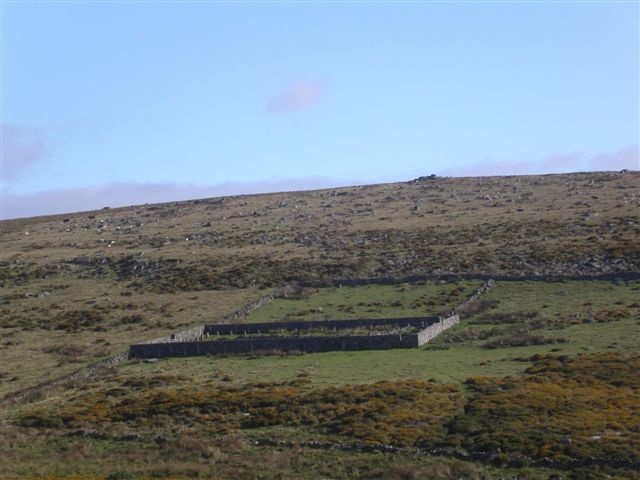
[2, 169, 637, 222]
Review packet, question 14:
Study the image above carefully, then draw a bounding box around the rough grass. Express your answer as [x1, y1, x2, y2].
[455, 354, 640, 465]
[0, 282, 261, 396]
[0, 427, 518, 480]
[10, 353, 639, 479]
[3, 172, 639, 294]
[18, 379, 461, 446]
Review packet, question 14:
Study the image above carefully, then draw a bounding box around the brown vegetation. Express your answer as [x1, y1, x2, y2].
[17, 353, 639, 470]
[2, 173, 639, 295]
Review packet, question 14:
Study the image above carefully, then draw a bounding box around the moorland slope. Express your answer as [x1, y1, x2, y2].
[1, 171, 639, 480]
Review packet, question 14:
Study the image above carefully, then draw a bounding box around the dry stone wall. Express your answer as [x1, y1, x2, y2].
[1, 281, 491, 405]
[130, 332, 420, 358]
[128, 280, 494, 359]
[220, 289, 282, 323]
[203, 316, 440, 336]
[416, 314, 459, 346]
[450, 279, 496, 317]
[302, 272, 640, 289]
[137, 288, 284, 344]
[1, 351, 129, 406]
[139, 325, 205, 345]
[129, 315, 459, 359]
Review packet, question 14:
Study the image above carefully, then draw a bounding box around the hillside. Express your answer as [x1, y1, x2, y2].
[3, 172, 639, 287]
[1, 171, 639, 480]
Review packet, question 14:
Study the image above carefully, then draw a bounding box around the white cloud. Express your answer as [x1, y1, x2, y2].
[0, 176, 356, 220]
[267, 80, 327, 113]
[588, 145, 639, 171]
[0, 123, 48, 181]
[438, 145, 639, 177]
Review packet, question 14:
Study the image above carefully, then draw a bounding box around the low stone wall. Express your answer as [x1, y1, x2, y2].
[203, 316, 440, 336]
[127, 280, 493, 359]
[220, 289, 283, 323]
[442, 279, 496, 319]
[129, 315, 461, 359]
[138, 288, 284, 345]
[416, 314, 459, 346]
[130, 331, 420, 358]
[1, 350, 129, 406]
[139, 325, 205, 345]
[301, 272, 640, 289]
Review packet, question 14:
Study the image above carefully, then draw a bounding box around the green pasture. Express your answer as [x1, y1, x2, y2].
[244, 280, 481, 323]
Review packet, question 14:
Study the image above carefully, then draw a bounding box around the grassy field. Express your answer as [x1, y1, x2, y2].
[0, 282, 262, 396]
[110, 280, 640, 389]
[244, 280, 480, 322]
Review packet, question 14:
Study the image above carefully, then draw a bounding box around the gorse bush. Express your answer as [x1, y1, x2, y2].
[453, 353, 640, 465]
[20, 378, 462, 447]
[19, 353, 640, 470]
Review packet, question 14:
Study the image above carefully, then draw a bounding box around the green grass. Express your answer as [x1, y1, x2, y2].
[436, 280, 640, 353]
[478, 279, 640, 319]
[113, 280, 640, 389]
[115, 316, 638, 390]
[117, 344, 540, 388]
[244, 280, 481, 323]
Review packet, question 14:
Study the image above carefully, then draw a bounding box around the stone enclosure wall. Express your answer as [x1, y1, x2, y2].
[129, 314, 458, 359]
[202, 316, 440, 336]
[141, 325, 205, 345]
[128, 280, 494, 359]
[416, 314, 460, 345]
[2, 280, 493, 406]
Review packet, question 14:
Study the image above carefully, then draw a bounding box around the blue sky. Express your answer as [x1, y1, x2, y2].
[1, 1, 638, 219]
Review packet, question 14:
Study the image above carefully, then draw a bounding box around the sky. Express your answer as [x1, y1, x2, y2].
[1, 1, 638, 219]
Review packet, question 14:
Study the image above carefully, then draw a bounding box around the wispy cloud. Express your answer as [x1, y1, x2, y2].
[588, 145, 639, 171]
[0, 176, 356, 220]
[439, 145, 639, 177]
[0, 123, 48, 181]
[267, 80, 327, 113]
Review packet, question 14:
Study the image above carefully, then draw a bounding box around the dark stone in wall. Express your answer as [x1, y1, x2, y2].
[130, 332, 419, 358]
[203, 316, 440, 336]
